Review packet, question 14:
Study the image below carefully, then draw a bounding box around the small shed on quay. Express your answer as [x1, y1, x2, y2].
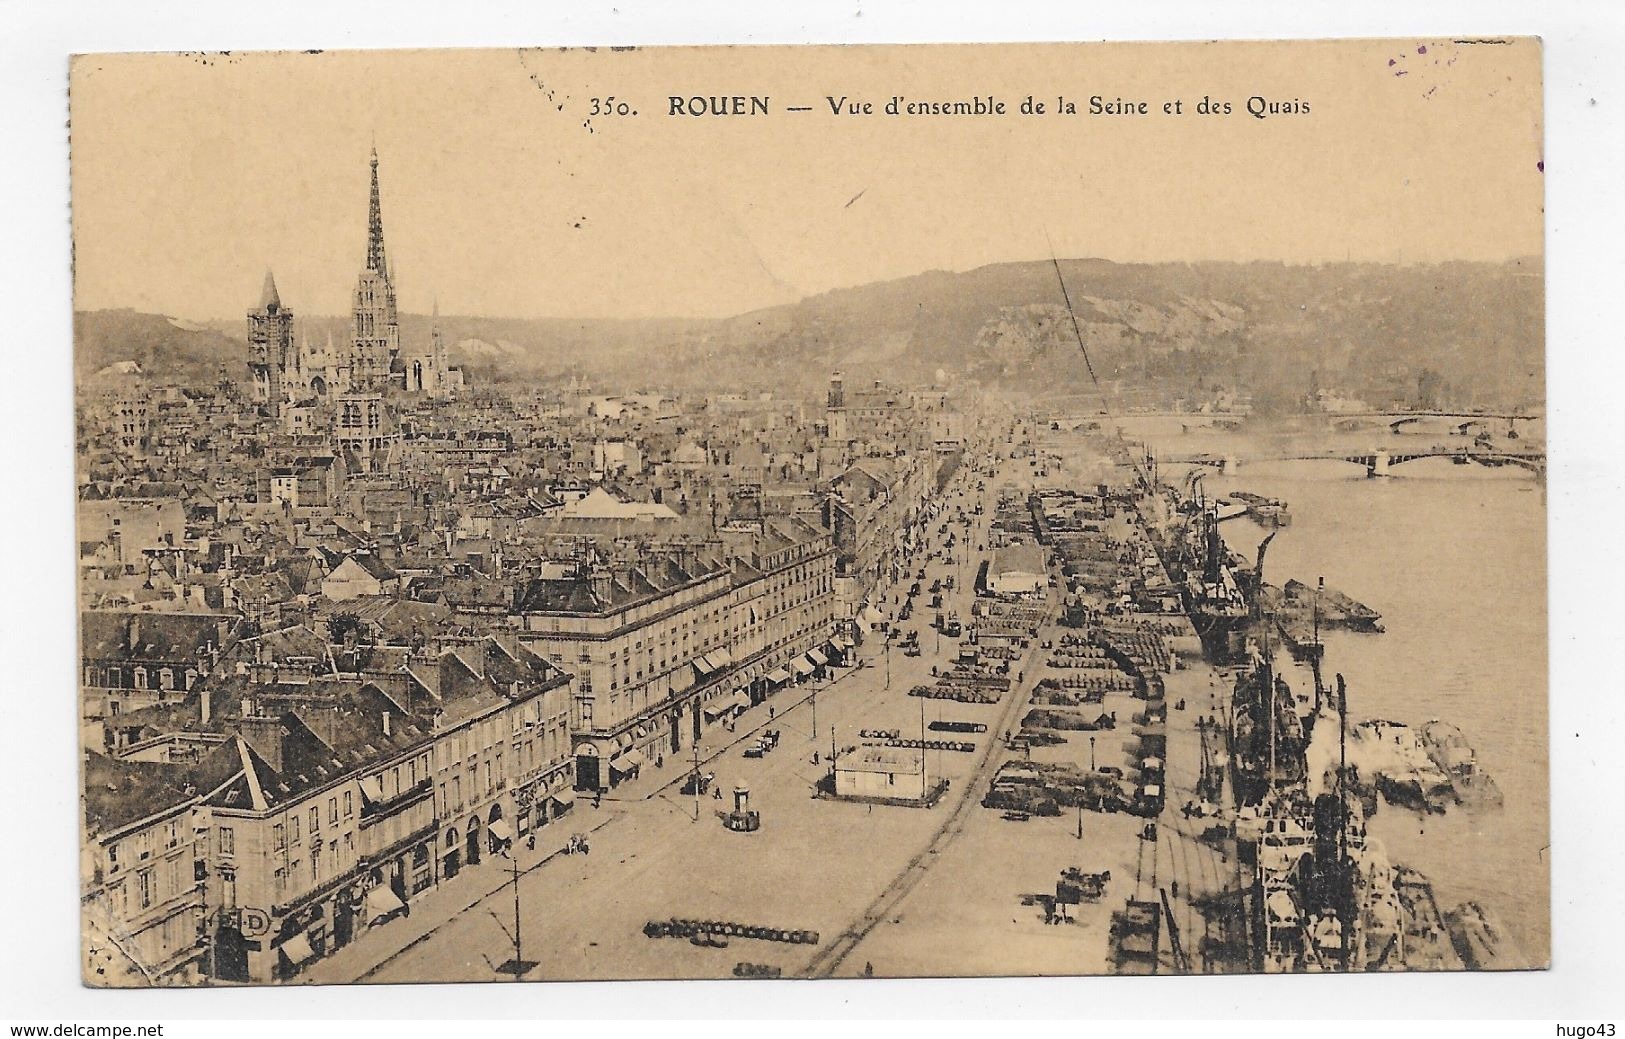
[834, 745, 926, 802]
[988, 542, 1047, 597]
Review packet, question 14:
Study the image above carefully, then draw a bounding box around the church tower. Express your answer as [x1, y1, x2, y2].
[246, 269, 293, 415]
[826, 370, 849, 441]
[349, 147, 400, 391]
[431, 299, 448, 386]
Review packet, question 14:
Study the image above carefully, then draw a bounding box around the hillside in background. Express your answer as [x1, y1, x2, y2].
[75, 310, 244, 387]
[74, 257, 1544, 409]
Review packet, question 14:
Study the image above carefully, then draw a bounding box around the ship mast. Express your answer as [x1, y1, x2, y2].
[1266, 641, 1276, 799]
[1312, 576, 1325, 714]
[1337, 672, 1351, 970]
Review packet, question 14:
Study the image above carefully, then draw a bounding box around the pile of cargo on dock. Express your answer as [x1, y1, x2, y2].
[1021, 707, 1116, 731]
[971, 600, 1047, 639]
[983, 759, 1128, 815]
[1097, 621, 1175, 676]
[1031, 679, 1108, 705]
[909, 681, 1003, 704]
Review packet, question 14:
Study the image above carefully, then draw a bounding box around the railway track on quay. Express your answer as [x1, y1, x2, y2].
[804, 600, 1055, 978]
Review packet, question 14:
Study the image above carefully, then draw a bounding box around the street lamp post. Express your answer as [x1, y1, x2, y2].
[1090, 735, 1096, 772]
[509, 847, 523, 979]
[920, 690, 928, 795]
[691, 738, 701, 822]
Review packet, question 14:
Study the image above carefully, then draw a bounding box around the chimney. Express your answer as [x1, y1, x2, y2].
[200, 688, 212, 726]
[382, 711, 392, 738]
[589, 564, 613, 605]
[126, 615, 141, 654]
[236, 711, 287, 773]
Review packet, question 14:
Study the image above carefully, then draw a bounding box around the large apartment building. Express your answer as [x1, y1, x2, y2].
[81, 634, 575, 985]
[514, 517, 839, 790]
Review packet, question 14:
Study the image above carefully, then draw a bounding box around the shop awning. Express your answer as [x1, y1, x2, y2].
[488, 818, 515, 842]
[832, 636, 853, 651]
[358, 774, 385, 803]
[861, 606, 885, 627]
[551, 791, 576, 810]
[364, 884, 406, 923]
[730, 689, 752, 710]
[709, 646, 734, 670]
[703, 699, 733, 718]
[767, 668, 791, 685]
[808, 649, 829, 666]
[791, 657, 815, 677]
[279, 932, 318, 965]
[612, 749, 646, 773]
[692, 655, 717, 676]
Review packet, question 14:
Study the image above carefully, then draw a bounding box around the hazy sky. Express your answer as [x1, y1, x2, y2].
[69, 40, 1543, 321]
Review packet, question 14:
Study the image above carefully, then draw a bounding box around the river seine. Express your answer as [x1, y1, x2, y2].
[1121, 420, 1550, 964]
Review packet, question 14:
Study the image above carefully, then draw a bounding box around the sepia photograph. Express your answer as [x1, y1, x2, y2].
[64, 37, 1552, 992]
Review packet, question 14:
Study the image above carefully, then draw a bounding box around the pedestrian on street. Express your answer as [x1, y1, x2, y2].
[769, 706, 776, 721]
[594, 792, 602, 809]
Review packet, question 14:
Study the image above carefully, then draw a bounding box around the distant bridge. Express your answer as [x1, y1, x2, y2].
[1048, 409, 1543, 435]
[1153, 446, 1546, 478]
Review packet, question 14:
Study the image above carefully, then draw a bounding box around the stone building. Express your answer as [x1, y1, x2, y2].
[246, 270, 294, 415]
[514, 521, 838, 791]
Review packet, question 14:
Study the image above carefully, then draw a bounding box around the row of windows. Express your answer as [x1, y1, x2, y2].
[105, 819, 184, 874]
[105, 852, 190, 916]
[266, 787, 354, 854]
[272, 830, 355, 896]
[86, 665, 197, 691]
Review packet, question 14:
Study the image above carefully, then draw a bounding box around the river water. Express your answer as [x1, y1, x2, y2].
[1059, 418, 1550, 965]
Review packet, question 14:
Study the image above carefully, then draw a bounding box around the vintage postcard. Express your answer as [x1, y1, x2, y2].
[70, 39, 1546, 986]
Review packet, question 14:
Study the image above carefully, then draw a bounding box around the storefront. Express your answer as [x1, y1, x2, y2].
[275, 929, 319, 979]
[550, 790, 575, 820]
[362, 884, 407, 927]
[269, 900, 327, 982]
[608, 747, 644, 784]
[763, 668, 791, 701]
[827, 636, 853, 664]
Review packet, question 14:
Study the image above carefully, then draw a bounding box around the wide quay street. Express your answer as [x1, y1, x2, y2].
[302, 463, 1043, 984]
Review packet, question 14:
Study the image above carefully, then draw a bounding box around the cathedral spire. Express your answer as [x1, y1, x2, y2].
[259, 268, 281, 310]
[366, 146, 388, 277]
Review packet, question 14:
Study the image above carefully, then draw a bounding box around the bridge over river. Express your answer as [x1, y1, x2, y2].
[1150, 445, 1546, 478]
[1052, 409, 1543, 436]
